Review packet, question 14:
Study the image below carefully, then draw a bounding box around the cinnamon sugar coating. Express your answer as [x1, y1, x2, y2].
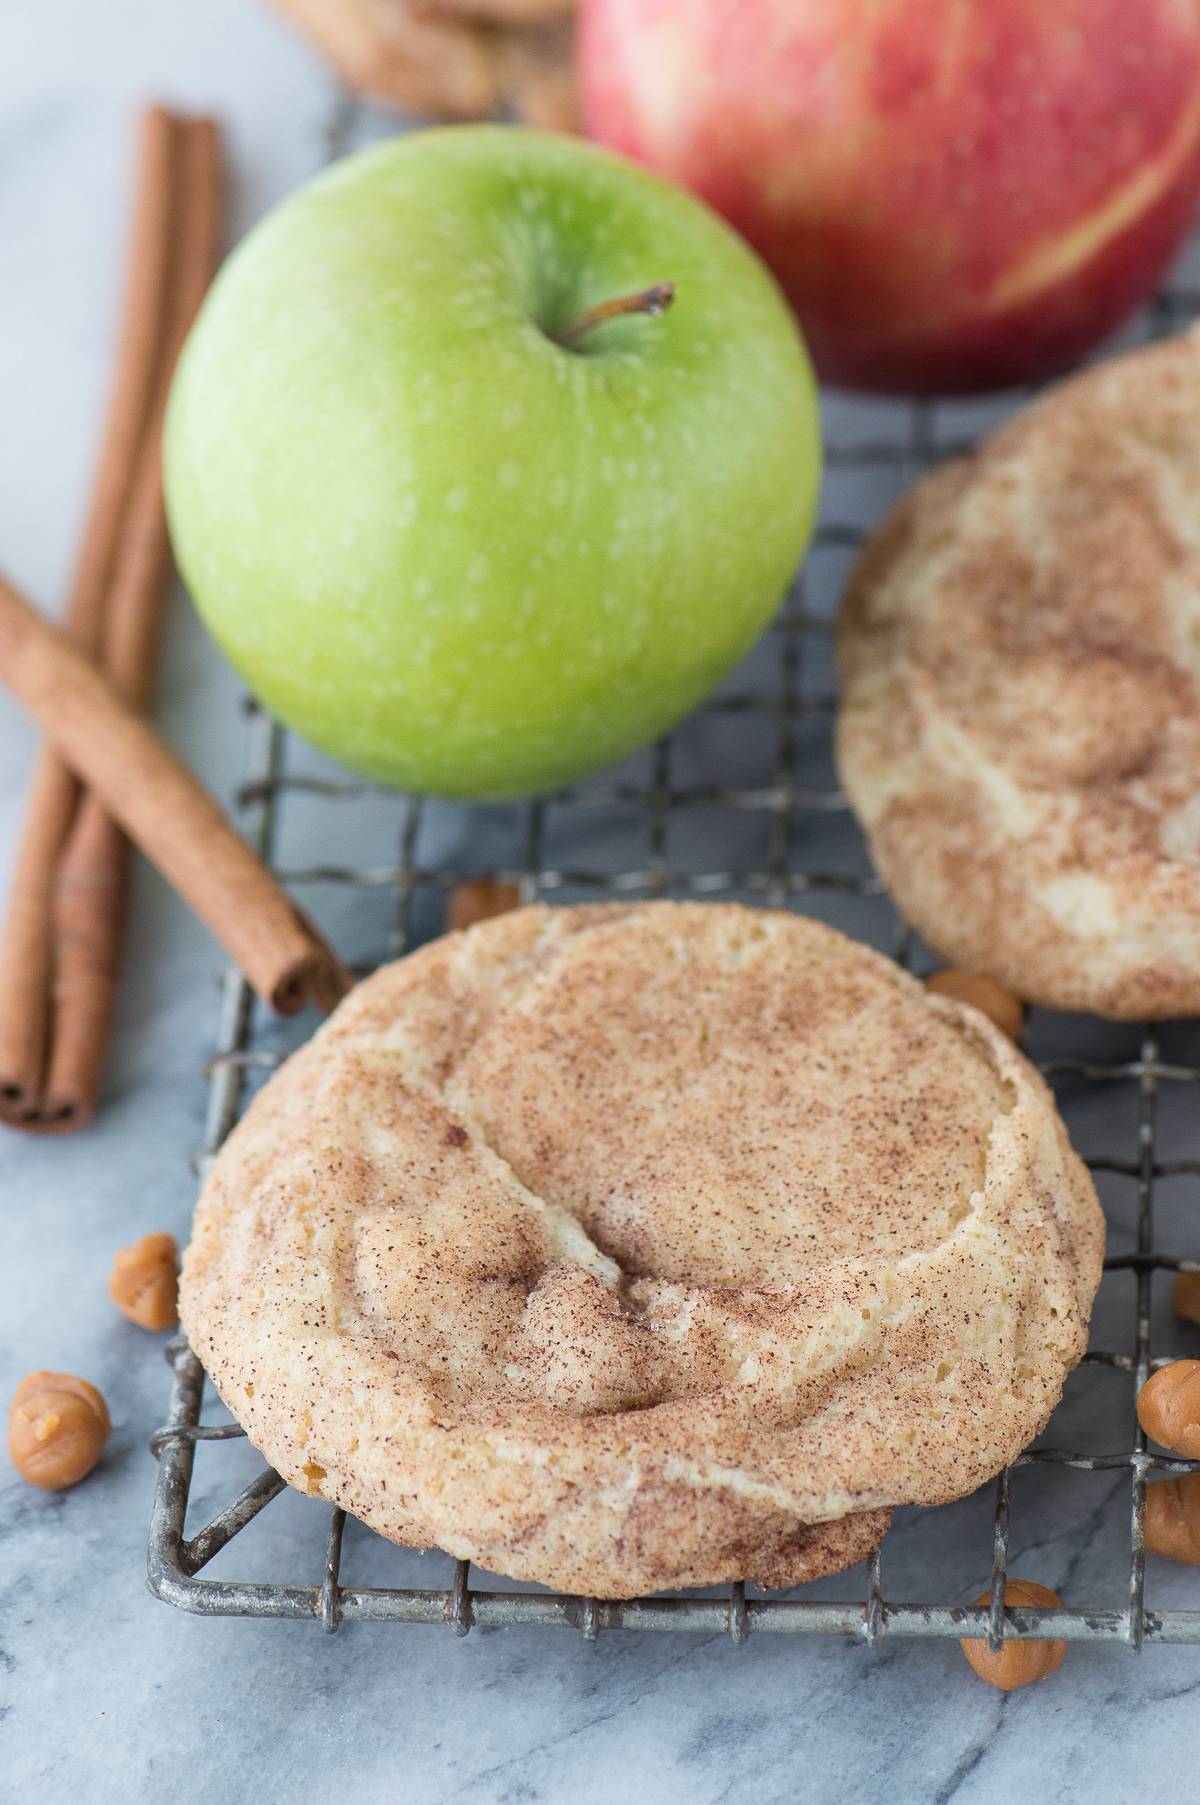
[182, 903, 1102, 1598]
[837, 329, 1200, 1019]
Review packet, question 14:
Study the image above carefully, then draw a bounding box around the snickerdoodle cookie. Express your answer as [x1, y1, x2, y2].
[182, 903, 1102, 1598]
[838, 329, 1200, 1018]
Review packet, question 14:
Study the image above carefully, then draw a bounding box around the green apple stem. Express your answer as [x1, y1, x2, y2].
[556, 281, 676, 349]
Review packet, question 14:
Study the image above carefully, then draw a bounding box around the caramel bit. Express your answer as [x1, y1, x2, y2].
[1137, 1360, 1200, 1456]
[959, 1580, 1067, 1690]
[108, 1232, 179, 1331]
[1171, 1271, 1200, 1325]
[923, 969, 1025, 1042]
[8, 1370, 110, 1491]
[447, 880, 521, 935]
[1145, 1473, 1200, 1564]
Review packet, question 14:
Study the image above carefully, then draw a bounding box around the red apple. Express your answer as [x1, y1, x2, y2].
[578, 0, 1200, 393]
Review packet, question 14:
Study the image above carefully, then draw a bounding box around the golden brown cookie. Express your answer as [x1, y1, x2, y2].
[182, 903, 1102, 1597]
[270, 0, 577, 129]
[838, 330, 1200, 1019]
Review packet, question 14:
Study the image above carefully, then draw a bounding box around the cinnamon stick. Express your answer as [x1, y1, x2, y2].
[0, 107, 179, 1126]
[0, 575, 354, 1021]
[44, 117, 225, 1127]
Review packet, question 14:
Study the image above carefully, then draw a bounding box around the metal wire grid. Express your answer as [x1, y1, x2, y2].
[146, 208, 1200, 1650]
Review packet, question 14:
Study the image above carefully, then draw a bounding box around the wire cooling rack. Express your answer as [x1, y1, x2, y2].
[147, 131, 1200, 1650]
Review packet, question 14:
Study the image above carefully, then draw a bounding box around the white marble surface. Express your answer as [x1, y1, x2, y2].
[4, 3, 1200, 1798]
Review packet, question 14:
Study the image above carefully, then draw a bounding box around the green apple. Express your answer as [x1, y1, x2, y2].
[165, 126, 820, 798]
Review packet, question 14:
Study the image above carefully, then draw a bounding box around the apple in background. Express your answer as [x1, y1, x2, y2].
[578, 0, 1200, 395]
[165, 127, 820, 799]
